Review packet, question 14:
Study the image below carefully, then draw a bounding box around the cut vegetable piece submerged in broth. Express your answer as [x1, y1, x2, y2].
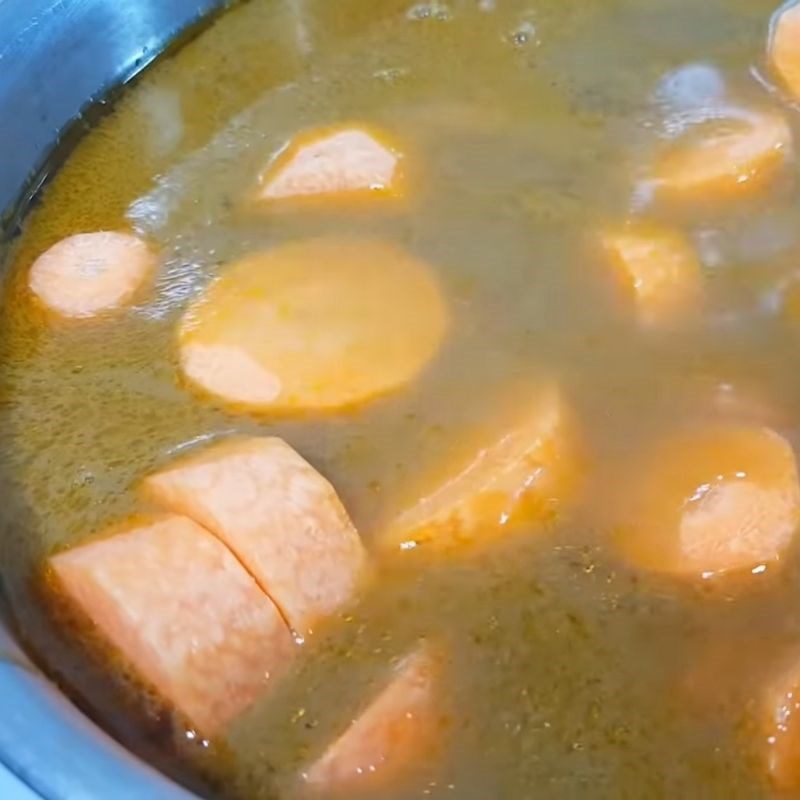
[143, 436, 369, 637]
[49, 515, 295, 736]
[176, 239, 449, 413]
[770, 1, 800, 104]
[28, 231, 156, 320]
[379, 383, 580, 556]
[4, 0, 800, 799]
[302, 644, 445, 794]
[613, 424, 800, 580]
[650, 107, 793, 203]
[255, 125, 406, 205]
[599, 223, 703, 327]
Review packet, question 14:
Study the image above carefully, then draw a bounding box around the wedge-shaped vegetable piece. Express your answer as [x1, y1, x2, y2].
[257, 125, 404, 203]
[758, 650, 800, 790]
[29, 231, 155, 319]
[601, 223, 702, 326]
[680, 636, 800, 788]
[49, 514, 293, 735]
[653, 108, 792, 201]
[770, 2, 800, 103]
[614, 425, 800, 579]
[177, 238, 449, 413]
[302, 645, 444, 793]
[380, 385, 579, 555]
[143, 437, 369, 636]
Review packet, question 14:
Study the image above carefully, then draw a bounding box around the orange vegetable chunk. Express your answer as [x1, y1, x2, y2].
[614, 425, 800, 579]
[302, 645, 444, 793]
[380, 385, 578, 555]
[759, 651, 800, 790]
[770, 1, 800, 103]
[681, 636, 800, 789]
[601, 223, 702, 326]
[49, 514, 293, 735]
[177, 238, 449, 413]
[257, 125, 403, 203]
[143, 437, 369, 636]
[28, 231, 155, 319]
[653, 109, 792, 201]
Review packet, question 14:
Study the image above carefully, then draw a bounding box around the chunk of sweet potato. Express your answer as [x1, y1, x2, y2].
[601, 223, 702, 326]
[50, 514, 294, 735]
[302, 644, 445, 793]
[380, 385, 579, 555]
[143, 437, 369, 636]
[256, 125, 404, 204]
[680, 635, 800, 789]
[770, 2, 800, 103]
[758, 650, 800, 790]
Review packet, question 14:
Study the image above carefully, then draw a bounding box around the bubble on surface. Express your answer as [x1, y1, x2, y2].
[406, 2, 452, 22]
[507, 20, 538, 48]
[654, 63, 727, 114]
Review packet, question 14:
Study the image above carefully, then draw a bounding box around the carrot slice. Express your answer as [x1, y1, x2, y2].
[302, 645, 444, 793]
[601, 223, 702, 326]
[380, 385, 579, 555]
[28, 231, 155, 319]
[257, 125, 404, 203]
[759, 650, 800, 790]
[142, 437, 369, 636]
[49, 514, 294, 736]
[681, 637, 800, 789]
[177, 238, 448, 413]
[614, 425, 800, 579]
[770, 2, 800, 103]
[652, 109, 792, 201]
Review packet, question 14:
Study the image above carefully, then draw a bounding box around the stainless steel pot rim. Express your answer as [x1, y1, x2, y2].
[0, 2, 230, 798]
[0, 627, 198, 799]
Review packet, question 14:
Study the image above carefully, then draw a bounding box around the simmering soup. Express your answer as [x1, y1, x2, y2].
[5, 1, 800, 798]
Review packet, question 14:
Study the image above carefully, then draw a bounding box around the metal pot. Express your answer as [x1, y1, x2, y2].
[0, 4, 226, 796]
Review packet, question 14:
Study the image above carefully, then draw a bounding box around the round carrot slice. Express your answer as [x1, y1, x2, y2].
[178, 239, 449, 412]
[614, 425, 800, 580]
[653, 108, 792, 201]
[28, 231, 155, 319]
[770, 1, 800, 103]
